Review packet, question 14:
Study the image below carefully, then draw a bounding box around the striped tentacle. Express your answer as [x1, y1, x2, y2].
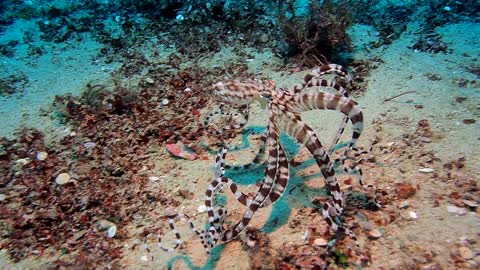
[220, 120, 283, 242]
[278, 113, 358, 242]
[278, 112, 344, 214]
[288, 92, 364, 158]
[224, 132, 268, 171]
[305, 64, 352, 86]
[156, 212, 204, 253]
[292, 74, 351, 154]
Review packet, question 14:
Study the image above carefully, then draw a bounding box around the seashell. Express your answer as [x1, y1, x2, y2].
[15, 158, 30, 166]
[55, 173, 71, 185]
[313, 238, 328, 247]
[463, 199, 478, 208]
[197, 205, 207, 213]
[83, 142, 96, 148]
[145, 77, 154, 84]
[148, 176, 159, 182]
[368, 228, 383, 239]
[36, 151, 48, 160]
[447, 205, 467, 216]
[107, 224, 117, 238]
[161, 98, 169, 105]
[418, 168, 434, 173]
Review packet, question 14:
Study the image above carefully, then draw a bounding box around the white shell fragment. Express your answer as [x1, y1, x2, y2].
[15, 158, 30, 166]
[197, 205, 207, 213]
[161, 98, 169, 105]
[447, 205, 467, 216]
[418, 168, 435, 173]
[107, 224, 117, 238]
[368, 228, 383, 239]
[0, 194, 6, 201]
[36, 151, 48, 160]
[148, 176, 159, 182]
[409, 211, 418, 219]
[313, 238, 328, 247]
[55, 173, 71, 185]
[145, 77, 154, 84]
[140, 255, 149, 262]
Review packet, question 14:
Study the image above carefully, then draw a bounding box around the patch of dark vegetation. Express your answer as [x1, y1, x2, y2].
[0, 73, 29, 96]
[0, 40, 18, 57]
[410, 30, 450, 54]
[276, 0, 352, 67]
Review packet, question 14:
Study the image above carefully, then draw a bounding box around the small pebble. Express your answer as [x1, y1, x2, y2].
[148, 176, 159, 182]
[145, 77, 154, 84]
[161, 98, 169, 105]
[0, 194, 6, 201]
[313, 238, 328, 247]
[83, 142, 96, 148]
[399, 200, 410, 209]
[140, 255, 149, 262]
[197, 204, 207, 213]
[419, 168, 435, 173]
[55, 173, 71, 185]
[459, 246, 474, 260]
[409, 211, 418, 219]
[36, 151, 48, 161]
[184, 87, 192, 92]
[463, 200, 479, 208]
[98, 219, 115, 230]
[368, 228, 383, 239]
[447, 205, 467, 216]
[107, 224, 117, 238]
[15, 158, 30, 166]
[259, 33, 269, 43]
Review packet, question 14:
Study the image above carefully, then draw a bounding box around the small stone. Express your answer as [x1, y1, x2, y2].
[140, 255, 149, 262]
[55, 173, 71, 185]
[259, 33, 269, 43]
[184, 87, 192, 92]
[197, 204, 207, 213]
[447, 205, 467, 216]
[368, 228, 383, 239]
[313, 238, 328, 247]
[36, 151, 48, 161]
[419, 168, 435, 173]
[161, 98, 169, 105]
[107, 224, 117, 238]
[148, 176, 159, 182]
[463, 200, 479, 208]
[246, 239, 256, 247]
[399, 200, 410, 209]
[145, 77, 154, 84]
[98, 219, 115, 230]
[0, 194, 6, 201]
[459, 246, 474, 260]
[15, 158, 30, 166]
[409, 211, 418, 219]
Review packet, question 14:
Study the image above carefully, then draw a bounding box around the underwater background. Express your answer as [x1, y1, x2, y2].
[0, 0, 479, 269]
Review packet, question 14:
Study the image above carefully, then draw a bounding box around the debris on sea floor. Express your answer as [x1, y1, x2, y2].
[166, 141, 198, 160]
[55, 172, 71, 185]
[447, 205, 467, 216]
